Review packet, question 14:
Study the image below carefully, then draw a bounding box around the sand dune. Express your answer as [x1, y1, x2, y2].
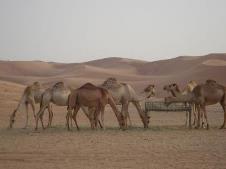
[0, 53, 226, 95]
[202, 59, 226, 66]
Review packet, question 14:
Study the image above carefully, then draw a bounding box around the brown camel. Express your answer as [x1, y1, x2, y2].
[66, 83, 125, 131]
[165, 80, 226, 129]
[163, 81, 199, 127]
[9, 82, 52, 129]
[34, 82, 96, 130]
[101, 78, 150, 128]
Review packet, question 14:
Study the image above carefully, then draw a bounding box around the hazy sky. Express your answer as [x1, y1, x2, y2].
[0, 0, 226, 62]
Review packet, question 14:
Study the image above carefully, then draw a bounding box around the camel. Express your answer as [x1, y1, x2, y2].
[143, 84, 156, 99]
[34, 82, 101, 130]
[66, 83, 125, 130]
[163, 81, 198, 127]
[100, 77, 150, 128]
[9, 82, 53, 129]
[165, 80, 226, 129]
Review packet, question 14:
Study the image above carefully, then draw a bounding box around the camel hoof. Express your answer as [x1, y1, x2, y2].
[195, 126, 200, 129]
[7, 126, 12, 130]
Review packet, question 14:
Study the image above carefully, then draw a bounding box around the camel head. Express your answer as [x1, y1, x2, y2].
[163, 83, 180, 97]
[32, 81, 41, 91]
[143, 84, 155, 98]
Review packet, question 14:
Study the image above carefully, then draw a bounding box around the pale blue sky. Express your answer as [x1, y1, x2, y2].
[0, 0, 225, 62]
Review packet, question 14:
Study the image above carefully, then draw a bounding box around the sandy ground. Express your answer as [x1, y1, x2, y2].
[0, 88, 226, 169]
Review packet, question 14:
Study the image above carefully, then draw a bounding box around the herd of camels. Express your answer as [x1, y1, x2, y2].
[8, 77, 226, 131]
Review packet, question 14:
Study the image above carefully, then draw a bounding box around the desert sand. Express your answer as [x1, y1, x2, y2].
[0, 53, 226, 169]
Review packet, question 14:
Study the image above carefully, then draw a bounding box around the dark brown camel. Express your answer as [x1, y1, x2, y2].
[66, 83, 125, 130]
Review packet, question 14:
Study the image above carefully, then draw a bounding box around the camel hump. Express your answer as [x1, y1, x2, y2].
[33, 81, 40, 86]
[79, 83, 97, 89]
[206, 79, 217, 84]
[102, 77, 121, 89]
[53, 82, 64, 88]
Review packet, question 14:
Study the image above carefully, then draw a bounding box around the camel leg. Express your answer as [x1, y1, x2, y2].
[132, 101, 148, 128]
[93, 109, 98, 129]
[27, 98, 36, 120]
[39, 109, 46, 130]
[71, 106, 80, 131]
[185, 111, 188, 127]
[184, 103, 188, 127]
[202, 106, 209, 130]
[201, 108, 205, 128]
[35, 106, 46, 130]
[220, 102, 226, 129]
[86, 107, 98, 129]
[127, 113, 132, 127]
[47, 105, 53, 127]
[70, 114, 73, 128]
[125, 103, 132, 127]
[121, 103, 129, 128]
[90, 108, 96, 130]
[192, 104, 197, 126]
[126, 103, 132, 127]
[9, 109, 17, 128]
[100, 107, 105, 130]
[23, 103, 29, 129]
[195, 105, 201, 129]
[81, 106, 97, 128]
[66, 109, 73, 131]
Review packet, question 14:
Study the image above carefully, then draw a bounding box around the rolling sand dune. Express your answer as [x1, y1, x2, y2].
[0, 53, 226, 96]
[1, 53, 226, 169]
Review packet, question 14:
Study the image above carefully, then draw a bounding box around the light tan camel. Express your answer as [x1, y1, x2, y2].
[165, 80, 226, 129]
[9, 82, 52, 129]
[101, 78, 150, 128]
[163, 81, 199, 127]
[34, 82, 99, 130]
[66, 83, 125, 130]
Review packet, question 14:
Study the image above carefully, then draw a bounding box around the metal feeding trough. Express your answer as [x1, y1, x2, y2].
[144, 101, 192, 128]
